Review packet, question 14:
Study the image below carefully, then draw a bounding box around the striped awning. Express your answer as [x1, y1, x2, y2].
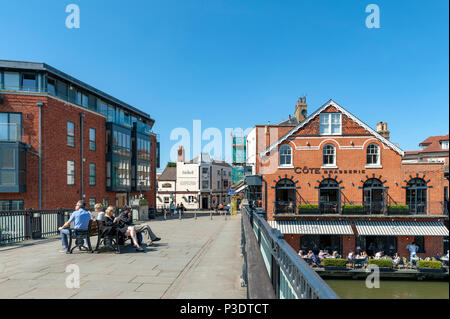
[268, 220, 354, 235]
[354, 221, 449, 237]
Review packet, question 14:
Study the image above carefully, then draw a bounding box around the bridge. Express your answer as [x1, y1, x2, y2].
[0, 210, 338, 299]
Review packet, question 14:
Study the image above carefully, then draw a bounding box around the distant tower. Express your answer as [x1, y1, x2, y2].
[294, 96, 308, 122]
[177, 146, 185, 163]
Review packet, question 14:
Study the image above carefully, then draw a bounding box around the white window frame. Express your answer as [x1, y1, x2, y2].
[442, 140, 449, 150]
[322, 144, 336, 167]
[366, 143, 381, 167]
[279, 144, 293, 167]
[319, 113, 342, 135]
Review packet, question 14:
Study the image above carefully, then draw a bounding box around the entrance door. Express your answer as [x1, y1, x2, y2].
[202, 197, 209, 210]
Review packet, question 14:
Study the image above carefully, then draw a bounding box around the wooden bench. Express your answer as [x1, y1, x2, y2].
[94, 220, 142, 254]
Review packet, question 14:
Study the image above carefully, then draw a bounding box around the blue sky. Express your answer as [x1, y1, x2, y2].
[1, 0, 448, 172]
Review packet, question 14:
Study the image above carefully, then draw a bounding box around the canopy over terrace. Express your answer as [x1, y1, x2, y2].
[268, 220, 354, 235]
[354, 221, 449, 237]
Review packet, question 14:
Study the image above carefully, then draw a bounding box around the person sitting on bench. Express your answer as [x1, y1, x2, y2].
[107, 206, 144, 252]
[58, 200, 92, 253]
[119, 206, 161, 246]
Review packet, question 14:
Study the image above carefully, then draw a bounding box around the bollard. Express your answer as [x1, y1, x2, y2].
[179, 210, 181, 220]
[225, 210, 227, 220]
[210, 211, 213, 220]
[164, 210, 167, 220]
[195, 211, 197, 220]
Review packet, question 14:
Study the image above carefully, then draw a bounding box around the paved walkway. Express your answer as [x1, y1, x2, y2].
[0, 214, 246, 299]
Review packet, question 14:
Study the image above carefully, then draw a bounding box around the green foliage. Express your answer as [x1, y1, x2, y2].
[167, 162, 177, 167]
[139, 199, 148, 206]
[368, 259, 393, 268]
[298, 204, 319, 212]
[417, 260, 442, 269]
[387, 205, 410, 213]
[322, 258, 347, 267]
[342, 205, 364, 213]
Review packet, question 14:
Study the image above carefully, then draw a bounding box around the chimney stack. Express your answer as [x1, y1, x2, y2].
[376, 122, 390, 140]
[177, 146, 185, 162]
[294, 96, 307, 122]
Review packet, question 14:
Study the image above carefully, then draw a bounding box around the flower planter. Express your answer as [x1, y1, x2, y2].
[324, 266, 347, 271]
[418, 268, 444, 274]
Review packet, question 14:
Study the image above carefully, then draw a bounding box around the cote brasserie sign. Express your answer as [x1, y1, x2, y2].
[293, 166, 366, 175]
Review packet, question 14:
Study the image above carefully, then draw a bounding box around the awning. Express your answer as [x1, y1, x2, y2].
[234, 184, 248, 194]
[268, 220, 354, 235]
[354, 221, 449, 237]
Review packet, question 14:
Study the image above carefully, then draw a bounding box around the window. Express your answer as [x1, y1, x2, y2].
[367, 143, 380, 165]
[164, 197, 170, 204]
[47, 78, 56, 95]
[0, 200, 24, 211]
[319, 113, 341, 135]
[3, 72, 20, 90]
[22, 74, 37, 91]
[202, 180, 209, 189]
[188, 196, 195, 204]
[89, 198, 96, 209]
[89, 163, 96, 186]
[406, 178, 427, 215]
[67, 161, 75, 185]
[0, 113, 22, 142]
[0, 148, 16, 186]
[106, 161, 111, 187]
[218, 181, 221, 189]
[137, 163, 151, 188]
[279, 144, 292, 166]
[414, 236, 426, 253]
[67, 122, 75, 147]
[322, 144, 336, 166]
[89, 128, 96, 151]
[442, 140, 449, 150]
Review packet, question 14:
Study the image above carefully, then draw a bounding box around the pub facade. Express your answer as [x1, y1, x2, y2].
[249, 99, 448, 258]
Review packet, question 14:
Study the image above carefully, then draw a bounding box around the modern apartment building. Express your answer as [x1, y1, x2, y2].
[0, 60, 159, 210]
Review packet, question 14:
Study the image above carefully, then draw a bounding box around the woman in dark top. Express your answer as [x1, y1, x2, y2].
[104, 206, 144, 251]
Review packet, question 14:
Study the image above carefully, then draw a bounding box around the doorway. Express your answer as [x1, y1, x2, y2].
[201, 197, 209, 210]
[116, 193, 127, 208]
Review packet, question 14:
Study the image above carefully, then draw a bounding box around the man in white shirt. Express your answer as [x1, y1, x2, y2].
[406, 241, 419, 266]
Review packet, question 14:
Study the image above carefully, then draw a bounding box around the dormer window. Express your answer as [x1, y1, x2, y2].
[319, 113, 341, 135]
[442, 140, 449, 150]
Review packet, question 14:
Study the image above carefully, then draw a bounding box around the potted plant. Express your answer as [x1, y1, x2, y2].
[322, 258, 347, 271]
[417, 260, 444, 273]
[298, 204, 319, 214]
[368, 259, 394, 272]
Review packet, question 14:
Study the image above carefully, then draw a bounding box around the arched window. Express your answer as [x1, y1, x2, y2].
[406, 178, 427, 214]
[323, 144, 336, 166]
[275, 178, 297, 214]
[362, 178, 386, 214]
[367, 143, 380, 165]
[318, 178, 340, 214]
[279, 144, 292, 166]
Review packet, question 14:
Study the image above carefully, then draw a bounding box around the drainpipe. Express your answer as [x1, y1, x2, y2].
[36, 102, 44, 210]
[80, 113, 85, 202]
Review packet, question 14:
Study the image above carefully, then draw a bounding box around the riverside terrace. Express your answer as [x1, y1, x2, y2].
[0, 212, 246, 299]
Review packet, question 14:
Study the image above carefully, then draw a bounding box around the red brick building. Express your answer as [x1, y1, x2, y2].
[247, 98, 448, 257]
[0, 60, 159, 210]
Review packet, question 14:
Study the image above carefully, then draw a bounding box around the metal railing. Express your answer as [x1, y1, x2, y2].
[274, 201, 447, 216]
[0, 209, 71, 245]
[242, 205, 339, 299]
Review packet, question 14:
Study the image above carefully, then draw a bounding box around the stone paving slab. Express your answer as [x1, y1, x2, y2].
[0, 214, 246, 299]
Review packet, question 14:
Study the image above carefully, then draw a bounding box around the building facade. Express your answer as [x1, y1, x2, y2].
[0, 60, 159, 210]
[156, 147, 232, 210]
[248, 98, 449, 257]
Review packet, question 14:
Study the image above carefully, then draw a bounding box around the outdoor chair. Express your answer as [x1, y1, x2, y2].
[67, 220, 94, 254]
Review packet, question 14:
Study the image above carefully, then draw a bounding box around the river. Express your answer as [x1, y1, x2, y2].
[326, 280, 449, 299]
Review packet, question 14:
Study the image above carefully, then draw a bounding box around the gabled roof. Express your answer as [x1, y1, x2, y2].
[158, 166, 177, 181]
[259, 99, 404, 157]
[417, 134, 449, 153]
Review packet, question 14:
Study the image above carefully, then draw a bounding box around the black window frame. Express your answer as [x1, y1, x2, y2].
[89, 163, 96, 186]
[89, 128, 96, 151]
[67, 121, 75, 147]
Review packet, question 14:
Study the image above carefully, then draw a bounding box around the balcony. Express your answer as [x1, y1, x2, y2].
[0, 142, 26, 193]
[273, 201, 444, 216]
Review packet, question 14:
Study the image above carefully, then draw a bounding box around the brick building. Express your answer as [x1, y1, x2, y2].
[0, 60, 159, 210]
[247, 98, 449, 257]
